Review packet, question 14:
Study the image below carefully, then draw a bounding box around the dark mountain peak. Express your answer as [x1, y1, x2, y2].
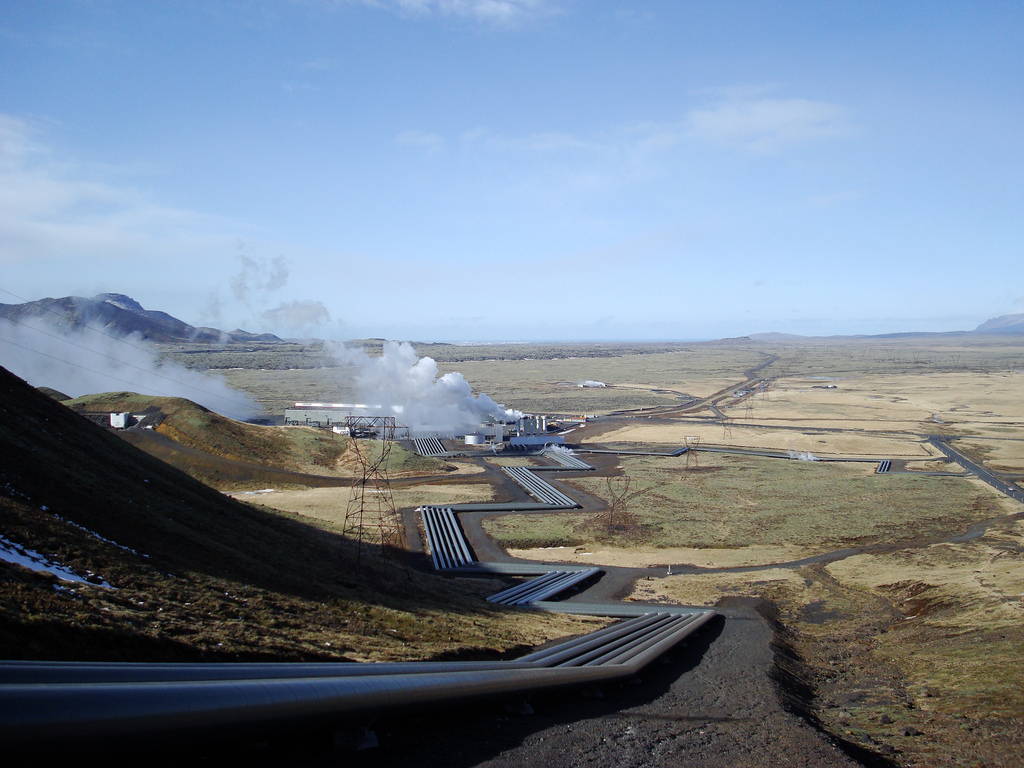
[95, 293, 146, 313]
[0, 293, 289, 345]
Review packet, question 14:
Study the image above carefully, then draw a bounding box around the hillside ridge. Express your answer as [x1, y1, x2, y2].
[0, 293, 288, 344]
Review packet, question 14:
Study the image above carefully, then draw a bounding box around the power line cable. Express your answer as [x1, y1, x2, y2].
[0, 336, 171, 397]
[0, 314, 255, 412]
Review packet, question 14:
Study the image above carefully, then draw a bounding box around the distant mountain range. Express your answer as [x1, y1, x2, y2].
[974, 313, 1024, 334]
[2, 293, 1022, 343]
[0, 293, 287, 344]
[746, 313, 1024, 341]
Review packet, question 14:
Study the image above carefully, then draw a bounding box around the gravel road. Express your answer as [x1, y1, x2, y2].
[195, 597, 876, 768]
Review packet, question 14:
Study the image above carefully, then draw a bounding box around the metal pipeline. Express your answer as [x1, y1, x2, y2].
[0, 609, 718, 751]
[0, 440, 720, 753]
[0, 664, 629, 750]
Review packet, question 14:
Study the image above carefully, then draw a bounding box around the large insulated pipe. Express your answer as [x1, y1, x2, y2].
[0, 659, 534, 685]
[517, 613, 668, 665]
[0, 662, 643, 751]
[0, 607, 717, 753]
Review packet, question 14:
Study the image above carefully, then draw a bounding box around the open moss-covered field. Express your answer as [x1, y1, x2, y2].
[484, 453, 1000, 557]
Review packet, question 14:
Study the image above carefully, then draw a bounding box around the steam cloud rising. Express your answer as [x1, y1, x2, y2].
[327, 340, 522, 435]
[0, 317, 263, 421]
[228, 253, 332, 335]
[788, 450, 819, 461]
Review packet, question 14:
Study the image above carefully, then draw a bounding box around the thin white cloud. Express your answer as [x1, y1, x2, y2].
[453, 92, 855, 197]
[348, 0, 555, 23]
[687, 97, 854, 154]
[0, 113, 241, 266]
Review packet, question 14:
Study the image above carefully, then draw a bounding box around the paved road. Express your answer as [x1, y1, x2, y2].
[928, 436, 1024, 503]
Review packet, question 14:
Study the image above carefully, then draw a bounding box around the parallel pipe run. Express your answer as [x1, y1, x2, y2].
[558, 615, 681, 667]
[0, 610, 717, 750]
[582, 615, 692, 667]
[500, 466, 579, 507]
[483, 565, 600, 605]
[518, 570, 599, 604]
[420, 506, 473, 570]
[413, 437, 447, 457]
[1, 437, 720, 752]
[608, 610, 719, 672]
[420, 507, 449, 570]
[487, 570, 570, 604]
[433, 507, 472, 567]
[517, 613, 669, 666]
[538, 448, 594, 471]
[0, 659, 535, 685]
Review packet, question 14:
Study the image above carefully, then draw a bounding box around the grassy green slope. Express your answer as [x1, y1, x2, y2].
[63, 392, 448, 490]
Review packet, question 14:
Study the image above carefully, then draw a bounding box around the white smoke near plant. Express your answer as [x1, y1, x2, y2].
[577, 380, 606, 388]
[788, 450, 819, 461]
[326, 340, 522, 435]
[544, 443, 577, 455]
[0, 316, 263, 421]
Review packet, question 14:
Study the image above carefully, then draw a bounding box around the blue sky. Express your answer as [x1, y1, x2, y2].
[1, 0, 1021, 341]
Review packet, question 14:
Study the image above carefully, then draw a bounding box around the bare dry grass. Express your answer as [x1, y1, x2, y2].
[217, 366, 358, 415]
[241, 482, 496, 527]
[147, 336, 1024, 764]
[632, 521, 1024, 767]
[440, 349, 766, 415]
[508, 544, 812, 569]
[955, 436, 1024, 473]
[587, 420, 936, 458]
[484, 454, 998, 556]
[750, 370, 1024, 438]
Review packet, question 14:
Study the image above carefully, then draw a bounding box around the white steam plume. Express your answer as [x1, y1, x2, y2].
[227, 253, 332, 335]
[326, 340, 522, 435]
[0, 317, 263, 421]
[545, 443, 577, 455]
[788, 450, 819, 461]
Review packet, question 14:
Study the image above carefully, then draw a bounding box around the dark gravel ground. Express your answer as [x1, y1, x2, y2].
[146, 597, 881, 768]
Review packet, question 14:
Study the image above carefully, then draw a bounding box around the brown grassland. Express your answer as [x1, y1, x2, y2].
[7, 334, 1022, 765]
[207, 333, 1024, 764]
[457, 335, 1023, 767]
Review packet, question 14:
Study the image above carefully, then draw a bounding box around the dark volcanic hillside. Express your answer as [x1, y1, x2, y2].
[0, 293, 285, 344]
[0, 364, 576, 662]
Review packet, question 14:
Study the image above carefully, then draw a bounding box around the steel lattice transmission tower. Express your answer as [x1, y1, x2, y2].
[342, 418, 402, 567]
[684, 435, 701, 469]
[604, 474, 632, 534]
